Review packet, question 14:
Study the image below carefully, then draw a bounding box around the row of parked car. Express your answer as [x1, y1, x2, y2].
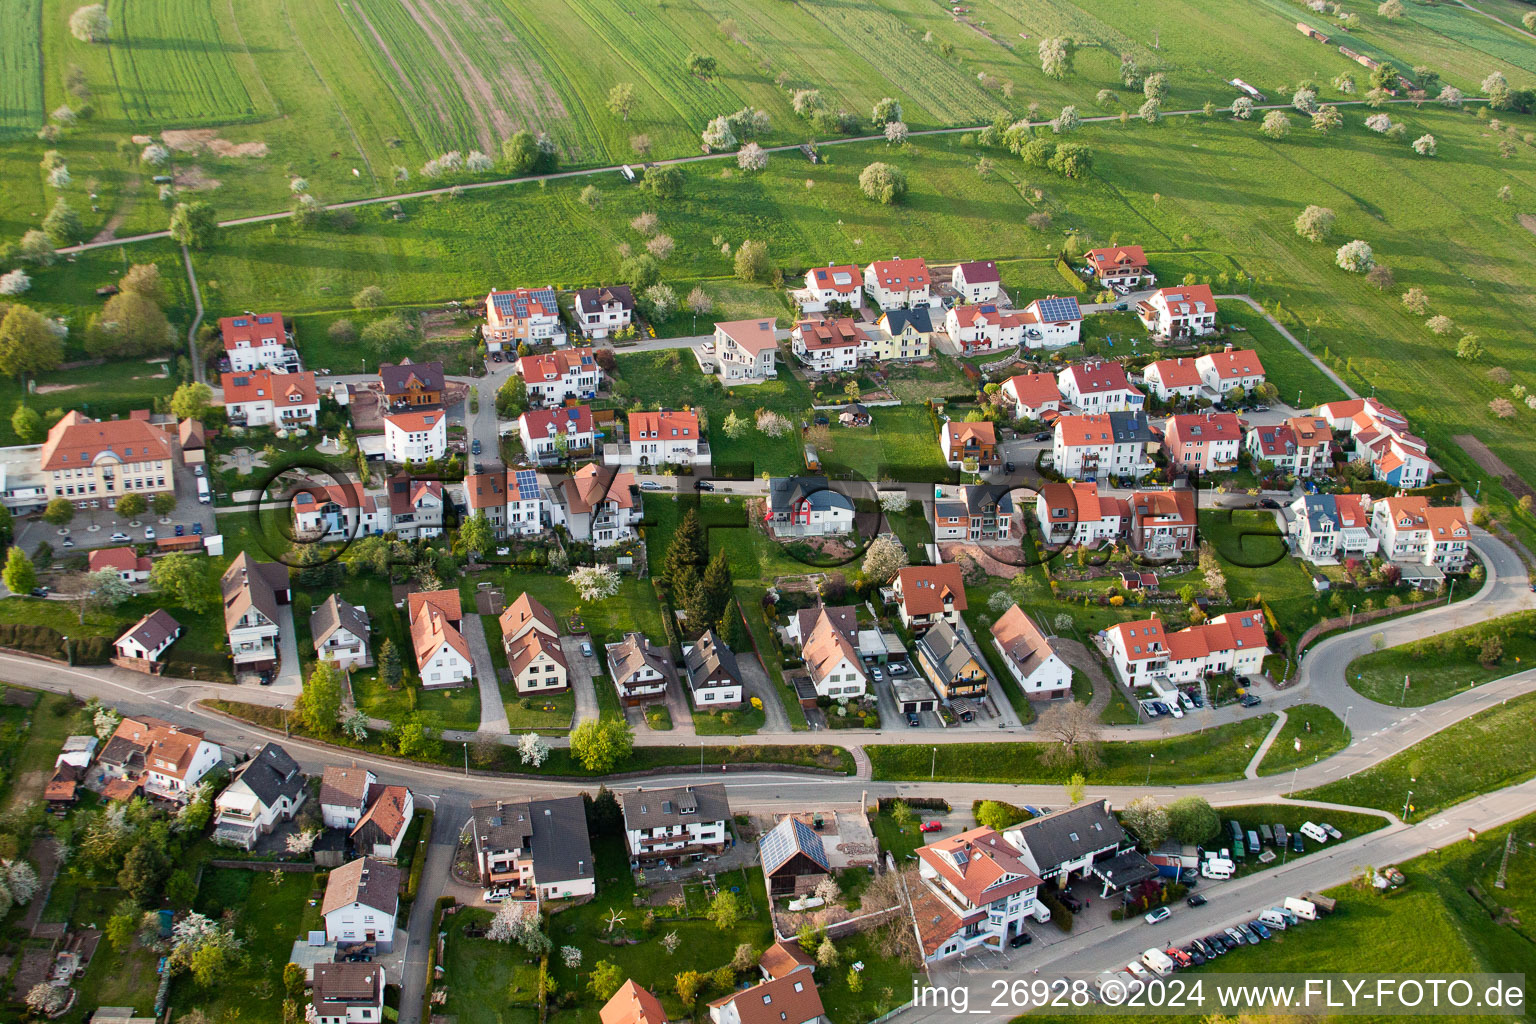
[1113, 895, 1332, 985]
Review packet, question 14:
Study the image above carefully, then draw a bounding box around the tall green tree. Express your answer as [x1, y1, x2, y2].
[2, 547, 36, 595]
[692, 547, 734, 634]
[0, 304, 63, 380]
[168, 201, 217, 249]
[664, 508, 708, 585]
[44, 497, 76, 527]
[460, 511, 493, 557]
[149, 552, 218, 612]
[115, 493, 147, 518]
[378, 638, 402, 689]
[296, 661, 343, 734]
[569, 718, 634, 773]
[169, 382, 213, 421]
[42, 198, 83, 246]
[9, 404, 42, 443]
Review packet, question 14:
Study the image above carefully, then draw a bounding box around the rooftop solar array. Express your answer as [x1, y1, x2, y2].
[491, 287, 559, 319]
[758, 816, 829, 875]
[1035, 295, 1082, 322]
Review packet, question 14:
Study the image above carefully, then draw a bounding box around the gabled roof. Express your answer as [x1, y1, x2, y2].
[384, 408, 444, 433]
[1060, 359, 1137, 395]
[89, 546, 150, 575]
[1108, 618, 1168, 661]
[470, 796, 593, 883]
[39, 411, 173, 471]
[562, 463, 634, 514]
[463, 471, 506, 511]
[319, 765, 375, 809]
[1197, 347, 1263, 380]
[879, 306, 933, 334]
[896, 564, 967, 615]
[291, 481, 375, 514]
[1055, 411, 1154, 446]
[794, 317, 867, 350]
[1144, 357, 1202, 389]
[408, 589, 469, 665]
[915, 619, 983, 679]
[312, 963, 381, 1008]
[520, 405, 594, 436]
[715, 318, 779, 354]
[1165, 412, 1242, 444]
[990, 605, 1059, 677]
[387, 474, 442, 517]
[222, 369, 318, 407]
[1151, 284, 1216, 316]
[1022, 295, 1083, 324]
[608, 631, 672, 683]
[100, 716, 208, 780]
[354, 784, 412, 842]
[758, 815, 830, 875]
[621, 782, 730, 830]
[575, 285, 634, 312]
[499, 592, 560, 643]
[868, 257, 931, 288]
[758, 940, 816, 980]
[1085, 245, 1148, 273]
[1002, 372, 1061, 409]
[229, 742, 304, 808]
[802, 610, 862, 685]
[600, 980, 668, 1024]
[707, 973, 825, 1024]
[311, 594, 370, 647]
[517, 347, 597, 382]
[322, 857, 400, 917]
[221, 552, 288, 633]
[1009, 800, 1126, 869]
[116, 609, 181, 652]
[917, 826, 1042, 907]
[944, 419, 996, 450]
[767, 476, 853, 517]
[219, 312, 286, 350]
[507, 629, 567, 679]
[486, 286, 560, 324]
[954, 259, 1000, 284]
[808, 263, 861, 294]
[683, 629, 742, 692]
[1131, 488, 1196, 527]
[378, 360, 444, 395]
[628, 409, 698, 440]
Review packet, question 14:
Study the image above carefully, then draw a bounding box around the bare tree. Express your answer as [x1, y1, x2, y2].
[1037, 701, 1102, 768]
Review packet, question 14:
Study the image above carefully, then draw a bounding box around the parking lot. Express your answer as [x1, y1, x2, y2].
[15, 458, 219, 563]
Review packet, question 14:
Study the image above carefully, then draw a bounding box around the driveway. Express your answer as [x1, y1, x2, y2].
[271, 604, 303, 696]
[561, 635, 601, 724]
[737, 650, 790, 733]
[460, 614, 506, 735]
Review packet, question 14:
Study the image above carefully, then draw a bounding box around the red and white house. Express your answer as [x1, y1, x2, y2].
[89, 546, 152, 583]
[1162, 411, 1243, 474]
[409, 590, 473, 687]
[1288, 493, 1379, 561]
[1245, 416, 1332, 477]
[945, 304, 1026, 354]
[1034, 482, 1129, 546]
[1018, 296, 1083, 348]
[1318, 398, 1432, 489]
[515, 347, 600, 407]
[999, 372, 1063, 422]
[891, 564, 968, 631]
[1084, 245, 1152, 291]
[864, 257, 932, 310]
[951, 260, 1002, 304]
[1057, 360, 1146, 413]
[1196, 346, 1265, 395]
[573, 286, 634, 340]
[939, 419, 999, 469]
[220, 313, 299, 373]
[801, 263, 862, 312]
[484, 286, 566, 351]
[1140, 357, 1205, 402]
[518, 406, 595, 463]
[1052, 412, 1155, 481]
[713, 319, 780, 384]
[1106, 612, 1268, 686]
[912, 827, 1047, 962]
[1128, 489, 1197, 555]
[222, 370, 320, 428]
[606, 409, 707, 468]
[383, 408, 447, 464]
[791, 318, 866, 372]
[1371, 496, 1470, 569]
[1136, 285, 1218, 338]
[291, 482, 387, 540]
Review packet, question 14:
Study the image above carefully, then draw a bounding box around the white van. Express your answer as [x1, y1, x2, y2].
[1258, 909, 1289, 930]
[197, 475, 211, 505]
[1201, 858, 1234, 880]
[1141, 948, 1175, 976]
[1284, 897, 1318, 921]
[1125, 961, 1150, 981]
[1299, 822, 1329, 844]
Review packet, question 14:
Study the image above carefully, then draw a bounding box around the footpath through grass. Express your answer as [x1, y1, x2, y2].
[868, 715, 1275, 785]
[1347, 610, 1536, 707]
[1298, 691, 1536, 822]
[1255, 703, 1350, 778]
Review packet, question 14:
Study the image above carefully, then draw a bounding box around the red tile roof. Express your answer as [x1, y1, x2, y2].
[794, 317, 867, 350]
[219, 312, 286, 351]
[517, 347, 595, 382]
[628, 409, 697, 441]
[1086, 245, 1148, 273]
[716, 318, 779, 354]
[917, 826, 1042, 907]
[601, 981, 668, 1024]
[807, 264, 861, 294]
[1002, 372, 1061, 410]
[1199, 347, 1263, 381]
[1061, 360, 1136, 395]
[39, 411, 173, 471]
[222, 369, 318, 407]
[869, 257, 930, 289]
[384, 408, 444, 433]
[954, 259, 1000, 283]
[896, 564, 967, 615]
[1153, 284, 1216, 316]
[89, 546, 150, 575]
[1144, 357, 1202, 389]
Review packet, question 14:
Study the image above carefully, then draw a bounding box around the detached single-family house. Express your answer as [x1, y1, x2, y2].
[621, 782, 730, 867]
[352, 785, 414, 860]
[990, 605, 1071, 699]
[386, 475, 444, 540]
[713, 319, 779, 384]
[602, 982, 669, 1024]
[891, 564, 967, 631]
[519, 405, 596, 464]
[791, 318, 865, 372]
[1141, 357, 1205, 403]
[709, 973, 826, 1024]
[98, 716, 221, 804]
[212, 742, 307, 849]
[291, 482, 386, 542]
[912, 827, 1046, 962]
[939, 418, 999, 470]
[322, 857, 400, 951]
[220, 312, 299, 373]
[573, 286, 634, 340]
[864, 257, 931, 310]
[607, 632, 674, 706]
[309, 963, 384, 1024]
[1034, 482, 1129, 547]
[799, 606, 867, 699]
[1289, 493, 1379, 561]
[1084, 245, 1152, 291]
[1128, 488, 1198, 555]
[221, 553, 290, 673]
[114, 609, 182, 665]
[1196, 346, 1265, 396]
[311, 594, 372, 670]
[378, 360, 443, 408]
[320, 766, 380, 830]
[682, 629, 744, 708]
[484, 286, 565, 351]
[408, 589, 473, 687]
[499, 593, 569, 695]
[606, 410, 707, 469]
[801, 264, 862, 313]
[89, 546, 151, 584]
[222, 370, 320, 429]
[469, 796, 595, 898]
[914, 619, 989, 703]
[951, 260, 1002, 303]
[1052, 412, 1155, 481]
[516, 347, 601, 407]
[1000, 372, 1064, 422]
[933, 484, 1015, 541]
[551, 463, 638, 546]
[871, 308, 933, 361]
[945, 303, 1026, 355]
[1057, 360, 1145, 413]
[1136, 285, 1218, 339]
[1162, 411, 1243, 475]
[383, 408, 447, 464]
[464, 467, 547, 538]
[1018, 295, 1083, 349]
[765, 476, 855, 537]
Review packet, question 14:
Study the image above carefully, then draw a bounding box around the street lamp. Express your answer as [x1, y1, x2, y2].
[1348, 604, 1356, 627]
[1290, 766, 1299, 796]
[931, 746, 937, 780]
[1343, 705, 1353, 733]
[463, 741, 469, 777]
[1402, 788, 1414, 821]
[1446, 577, 1456, 608]
[1145, 753, 1155, 785]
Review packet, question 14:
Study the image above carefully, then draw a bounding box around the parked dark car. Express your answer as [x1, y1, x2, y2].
[1186, 893, 1207, 908]
[905, 711, 921, 727]
[1249, 920, 1272, 940]
[1240, 693, 1263, 708]
[28, 587, 49, 598]
[174, 524, 185, 536]
[1008, 931, 1032, 948]
[1258, 498, 1281, 509]
[1291, 832, 1305, 854]
[695, 480, 715, 491]
[1058, 894, 1083, 913]
[471, 439, 482, 455]
[1004, 461, 1015, 473]
[192, 522, 204, 536]
[1034, 432, 1051, 442]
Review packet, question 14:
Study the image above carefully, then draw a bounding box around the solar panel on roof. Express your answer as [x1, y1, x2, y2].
[257, 315, 274, 324]
[514, 469, 539, 495]
[1035, 296, 1081, 322]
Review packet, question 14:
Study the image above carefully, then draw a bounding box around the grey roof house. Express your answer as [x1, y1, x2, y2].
[212, 742, 307, 849]
[470, 796, 596, 898]
[621, 783, 732, 866]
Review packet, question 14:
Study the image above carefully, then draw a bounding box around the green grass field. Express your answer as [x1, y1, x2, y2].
[1254, 702, 1350, 778]
[868, 713, 1275, 784]
[1347, 609, 1536, 707]
[0, 0, 43, 136]
[1298, 691, 1536, 822]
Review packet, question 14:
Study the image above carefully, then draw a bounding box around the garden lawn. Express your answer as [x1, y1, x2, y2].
[481, 610, 575, 732]
[692, 702, 765, 735]
[1, 691, 85, 810]
[1254, 703, 1350, 778]
[814, 404, 948, 484]
[174, 866, 323, 1021]
[1199, 508, 1322, 648]
[1346, 610, 1536, 707]
[869, 715, 1276, 784]
[869, 808, 930, 864]
[59, 886, 163, 1022]
[816, 929, 917, 1023]
[1297, 691, 1536, 822]
[470, 569, 667, 647]
[440, 909, 542, 1024]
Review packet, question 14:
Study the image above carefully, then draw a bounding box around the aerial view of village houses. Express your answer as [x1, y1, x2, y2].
[2, 0, 1536, 1021]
